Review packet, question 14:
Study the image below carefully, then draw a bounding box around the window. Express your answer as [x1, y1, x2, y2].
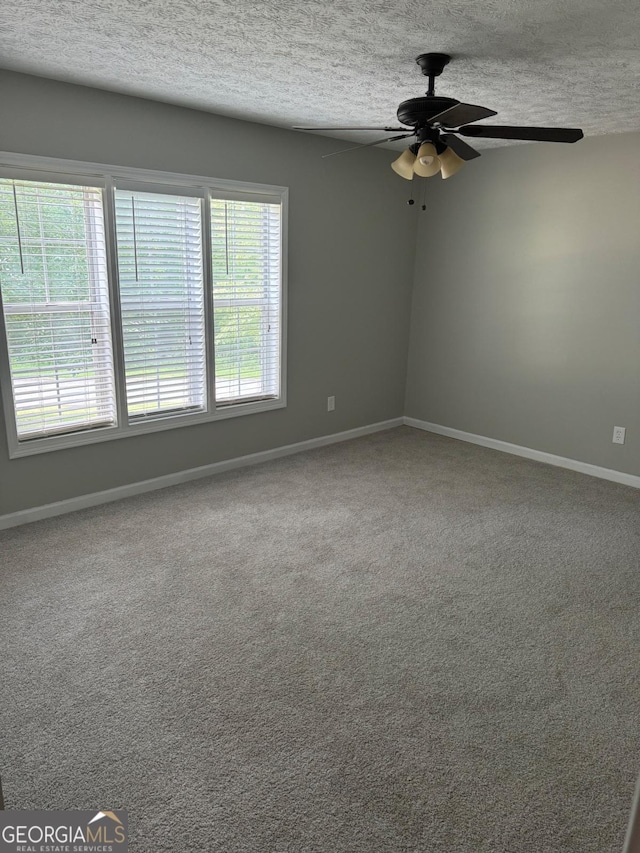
[0, 179, 116, 441]
[0, 155, 287, 457]
[114, 188, 207, 420]
[211, 199, 281, 404]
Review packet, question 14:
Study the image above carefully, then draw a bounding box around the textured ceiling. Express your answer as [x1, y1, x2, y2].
[1, 0, 639, 151]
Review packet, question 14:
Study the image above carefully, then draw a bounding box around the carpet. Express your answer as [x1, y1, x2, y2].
[1, 426, 639, 852]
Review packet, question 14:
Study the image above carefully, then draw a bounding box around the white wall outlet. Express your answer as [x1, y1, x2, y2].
[612, 426, 626, 445]
[327, 395, 335, 412]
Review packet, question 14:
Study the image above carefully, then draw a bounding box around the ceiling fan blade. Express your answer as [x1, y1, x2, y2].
[440, 133, 481, 161]
[429, 103, 497, 128]
[294, 126, 410, 131]
[459, 125, 584, 143]
[322, 133, 415, 158]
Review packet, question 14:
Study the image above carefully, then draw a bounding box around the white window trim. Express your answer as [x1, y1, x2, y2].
[0, 152, 288, 459]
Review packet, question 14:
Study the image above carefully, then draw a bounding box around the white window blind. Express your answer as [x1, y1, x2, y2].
[211, 199, 281, 404]
[0, 178, 116, 440]
[114, 189, 207, 420]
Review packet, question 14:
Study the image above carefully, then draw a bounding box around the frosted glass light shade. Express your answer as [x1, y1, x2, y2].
[439, 146, 465, 179]
[414, 143, 441, 177]
[391, 148, 416, 180]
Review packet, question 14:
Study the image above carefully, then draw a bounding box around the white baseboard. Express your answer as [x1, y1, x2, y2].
[404, 417, 640, 490]
[5, 415, 636, 530]
[0, 417, 403, 530]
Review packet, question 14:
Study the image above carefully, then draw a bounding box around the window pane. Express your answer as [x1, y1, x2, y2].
[211, 199, 281, 404]
[114, 189, 206, 420]
[0, 179, 116, 440]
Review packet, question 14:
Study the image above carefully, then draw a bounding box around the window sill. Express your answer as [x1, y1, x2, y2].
[7, 396, 286, 459]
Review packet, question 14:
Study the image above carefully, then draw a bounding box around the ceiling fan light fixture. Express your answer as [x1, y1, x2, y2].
[391, 148, 417, 180]
[414, 142, 441, 177]
[439, 146, 465, 179]
[297, 54, 584, 182]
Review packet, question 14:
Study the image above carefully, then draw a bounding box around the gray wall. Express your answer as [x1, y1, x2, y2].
[3, 70, 638, 516]
[0, 71, 417, 515]
[406, 131, 640, 477]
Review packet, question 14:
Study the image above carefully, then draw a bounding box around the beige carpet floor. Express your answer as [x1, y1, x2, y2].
[1, 426, 639, 852]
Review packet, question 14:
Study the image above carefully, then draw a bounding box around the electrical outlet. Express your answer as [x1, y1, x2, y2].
[612, 426, 626, 445]
[327, 395, 335, 412]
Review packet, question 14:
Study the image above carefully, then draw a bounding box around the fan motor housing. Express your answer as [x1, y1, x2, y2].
[396, 96, 459, 127]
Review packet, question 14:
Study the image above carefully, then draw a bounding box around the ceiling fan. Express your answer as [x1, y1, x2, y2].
[294, 53, 584, 180]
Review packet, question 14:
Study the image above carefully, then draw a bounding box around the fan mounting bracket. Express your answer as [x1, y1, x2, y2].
[416, 52, 451, 96]
[415, 53, 451, 78]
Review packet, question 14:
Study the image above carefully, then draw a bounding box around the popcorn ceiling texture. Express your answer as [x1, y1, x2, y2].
[1, 0, 639, 149]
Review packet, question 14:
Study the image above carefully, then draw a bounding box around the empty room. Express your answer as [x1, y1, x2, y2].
[0, 1, 639, 851]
